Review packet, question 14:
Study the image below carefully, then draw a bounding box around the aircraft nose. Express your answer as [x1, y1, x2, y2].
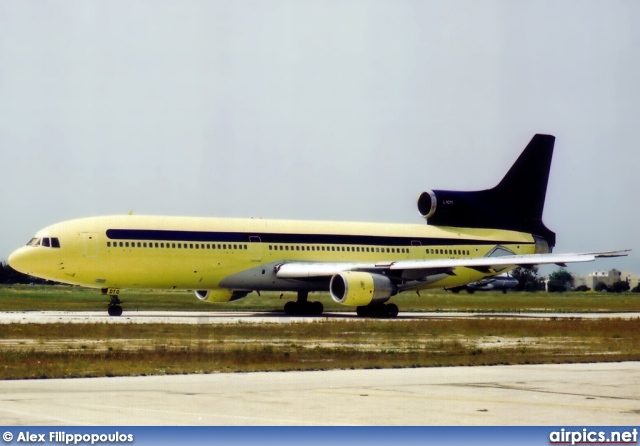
[8, 247, 33, 275]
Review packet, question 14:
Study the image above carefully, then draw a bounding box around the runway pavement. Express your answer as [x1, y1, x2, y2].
[1, 310, 639, 324]
[0, 362, 638, 425]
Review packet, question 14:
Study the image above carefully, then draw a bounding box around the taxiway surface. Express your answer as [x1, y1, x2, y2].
[1, 310, 639, 324]
[1, 362, 638, 425]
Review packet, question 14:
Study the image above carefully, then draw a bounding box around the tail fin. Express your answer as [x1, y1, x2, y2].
[417, 134, 556, 248]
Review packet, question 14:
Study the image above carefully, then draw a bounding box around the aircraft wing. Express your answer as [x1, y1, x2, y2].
[274, 250, 629, 279]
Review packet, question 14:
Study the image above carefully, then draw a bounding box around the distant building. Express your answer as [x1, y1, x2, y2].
[620, 271, 640, 289]
[573, 269, 639, 290]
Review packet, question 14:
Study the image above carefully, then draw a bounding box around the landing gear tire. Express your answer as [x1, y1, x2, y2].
[107, 293, 123, 317]
[108, 305, 123, 317]
[311, 300, 323, 315]
[386, 303, 399, 318]
[356, 303, 399, 318]
[283, 300, 324, 316]
[283, 291, 324, 316]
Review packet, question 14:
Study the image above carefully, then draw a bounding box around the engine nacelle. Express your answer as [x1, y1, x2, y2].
[195, 289, 249, 303]
[418, 189, 491, 224]
[330, 271, 397, 307]
[416, 188, 555, 248]
[418, 188, 526, 235]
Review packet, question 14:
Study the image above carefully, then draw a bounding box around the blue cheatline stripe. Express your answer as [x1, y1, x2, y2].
[105, 229, 530, 247]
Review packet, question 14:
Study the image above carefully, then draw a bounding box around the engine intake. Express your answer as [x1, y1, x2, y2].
[417, 190, 437, 219]
[330, 271, 397, 307]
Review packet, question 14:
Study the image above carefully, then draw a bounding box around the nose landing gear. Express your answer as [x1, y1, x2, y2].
[102, 288, 123, 317]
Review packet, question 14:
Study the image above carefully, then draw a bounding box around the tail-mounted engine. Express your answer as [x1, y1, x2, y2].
[330, 271, 397, 307]
[415, 134, 557, 249]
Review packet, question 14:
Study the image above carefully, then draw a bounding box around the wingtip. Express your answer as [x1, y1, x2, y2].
[593, 249, 631, 258]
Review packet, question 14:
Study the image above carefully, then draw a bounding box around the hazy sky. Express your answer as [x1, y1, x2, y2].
[1, 1, 638, 275]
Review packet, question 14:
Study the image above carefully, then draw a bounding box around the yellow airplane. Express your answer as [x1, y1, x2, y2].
[8, 134, 627, 317]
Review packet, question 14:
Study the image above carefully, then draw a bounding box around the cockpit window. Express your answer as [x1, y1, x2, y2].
[26, 237, 61, 248]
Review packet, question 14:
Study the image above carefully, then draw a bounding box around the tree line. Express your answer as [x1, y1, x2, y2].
[511, 266, 639, 293]
[0, 262, 49, 285]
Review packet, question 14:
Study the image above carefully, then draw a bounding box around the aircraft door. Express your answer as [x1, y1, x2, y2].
[82, 232, 98, 258]
[248, 236, 262, 262]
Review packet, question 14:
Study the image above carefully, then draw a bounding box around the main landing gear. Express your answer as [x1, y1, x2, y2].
[283, 291, 324, 316]
[102, 289, 123, 317]
[356, 303, 399, 318]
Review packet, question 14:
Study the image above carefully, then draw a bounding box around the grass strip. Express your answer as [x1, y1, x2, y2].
[2, 285, 640, 313]
[1, 318, 638, 380]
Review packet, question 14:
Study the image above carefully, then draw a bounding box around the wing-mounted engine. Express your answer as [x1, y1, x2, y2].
[416, 134, 557, 249]
[195, 289, 249, 302]
[329, 271, 397, 306]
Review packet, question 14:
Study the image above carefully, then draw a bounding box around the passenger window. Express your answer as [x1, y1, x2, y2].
[107, 242, 111, 247]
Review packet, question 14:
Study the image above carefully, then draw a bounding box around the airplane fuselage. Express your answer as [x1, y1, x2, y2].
[8, 215, 538, 293]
